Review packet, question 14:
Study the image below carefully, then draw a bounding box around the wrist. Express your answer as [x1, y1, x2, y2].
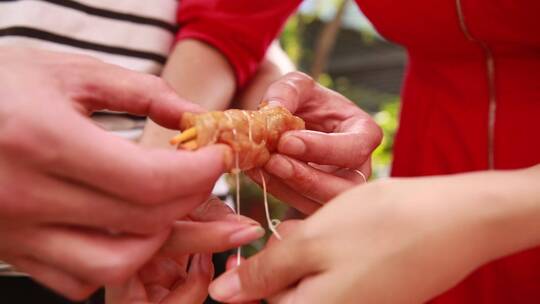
[466, 166, 540, 264]
[164, 40, 235, 110]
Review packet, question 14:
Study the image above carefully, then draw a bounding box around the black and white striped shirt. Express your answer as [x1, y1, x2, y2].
[0, 0, 179, 74]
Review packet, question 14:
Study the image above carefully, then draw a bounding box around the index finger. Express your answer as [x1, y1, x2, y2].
[278, 127, 380, 168]
[189, 196, 260, 225]
[72, 63, 204, 129]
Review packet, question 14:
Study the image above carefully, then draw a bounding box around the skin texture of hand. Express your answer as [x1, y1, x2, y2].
[106, 197, 265, 304]
[248, 72, 382, 214]
[108, 253, 214, 304]
[209, 166, 540, 303]
[0, 47, 231, 300]
[221, 255, 259, 304]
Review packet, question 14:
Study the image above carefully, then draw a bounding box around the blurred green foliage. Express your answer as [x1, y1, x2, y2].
[372, 98, 399, 177]
[281, 15, 305, 65]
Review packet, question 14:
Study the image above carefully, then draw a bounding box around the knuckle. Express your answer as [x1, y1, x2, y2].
[292, 226, 323, 266]
[52, 55, 103, 82]
[268, 72, 317, 110]
[0, 118, 60, 166]
[274, 72, 310, 91]
[274, 220, 302, 235]
[358, 139, 380, 163]
[285, 71, 312, 84]
[240, 258, 273, 291]
[293, 164, 319, 196]
[0, 118, 30, 152]
[359, 120, 383, 155]
[373, 123, 384, 147]
[285, 71, 317, 91]
[141, 74, 172, 94]
[272, 79, 300, 100]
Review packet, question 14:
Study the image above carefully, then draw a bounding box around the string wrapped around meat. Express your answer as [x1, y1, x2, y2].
[170, 105, 305, 171]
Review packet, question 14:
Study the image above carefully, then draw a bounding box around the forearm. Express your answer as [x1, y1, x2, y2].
[364, 165, 540, 277]
[161, 39, 236, 109]
[139, 40, 235, 147]
[473, 165, 540, 262]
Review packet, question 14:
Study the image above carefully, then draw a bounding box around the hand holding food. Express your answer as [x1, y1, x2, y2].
[253, 72, 382, 214]
[0, 47, 227, 300]
[171, 72, 382, 215]
[171, 104, 305, 171]
[170, 104, 305, 238]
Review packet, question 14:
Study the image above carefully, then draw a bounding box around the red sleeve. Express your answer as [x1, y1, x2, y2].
[176, 0, 301, 89]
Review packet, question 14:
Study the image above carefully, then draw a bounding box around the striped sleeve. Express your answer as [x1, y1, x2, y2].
[176, 0, 302, 88]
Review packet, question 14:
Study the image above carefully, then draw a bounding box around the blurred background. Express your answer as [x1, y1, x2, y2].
[237, 0, 404, 253]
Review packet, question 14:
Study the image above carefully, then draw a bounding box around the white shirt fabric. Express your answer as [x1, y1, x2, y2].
[0, 0, 178, 74]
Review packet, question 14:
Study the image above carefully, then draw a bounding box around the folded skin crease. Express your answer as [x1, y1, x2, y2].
[179, 105, 305, 171]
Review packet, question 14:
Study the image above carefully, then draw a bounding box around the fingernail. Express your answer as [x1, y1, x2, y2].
[266, 155, 294, 179]
[210, 269, 241, 301]
[280, 136, 306, 156]
[265, 99, 282, 108]
[225, 214, 261, 226]
[229, 226, 265, 244]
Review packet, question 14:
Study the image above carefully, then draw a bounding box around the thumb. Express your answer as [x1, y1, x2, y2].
[262, 71, 316, 113]
[209, 229, 315, 302]
[224, 255, 260, 304]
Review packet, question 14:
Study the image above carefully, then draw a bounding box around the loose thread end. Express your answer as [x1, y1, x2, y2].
[259, 170, 283, 241]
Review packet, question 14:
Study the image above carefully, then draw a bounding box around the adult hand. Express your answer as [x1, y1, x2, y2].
[219, 255, 259, 304]
[208, 172, 532, 303]
[0, 47, 230, 299]
[248, 72, 382, 214]
[217, 221, 304, 304]
[106, 197, 265, 304]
